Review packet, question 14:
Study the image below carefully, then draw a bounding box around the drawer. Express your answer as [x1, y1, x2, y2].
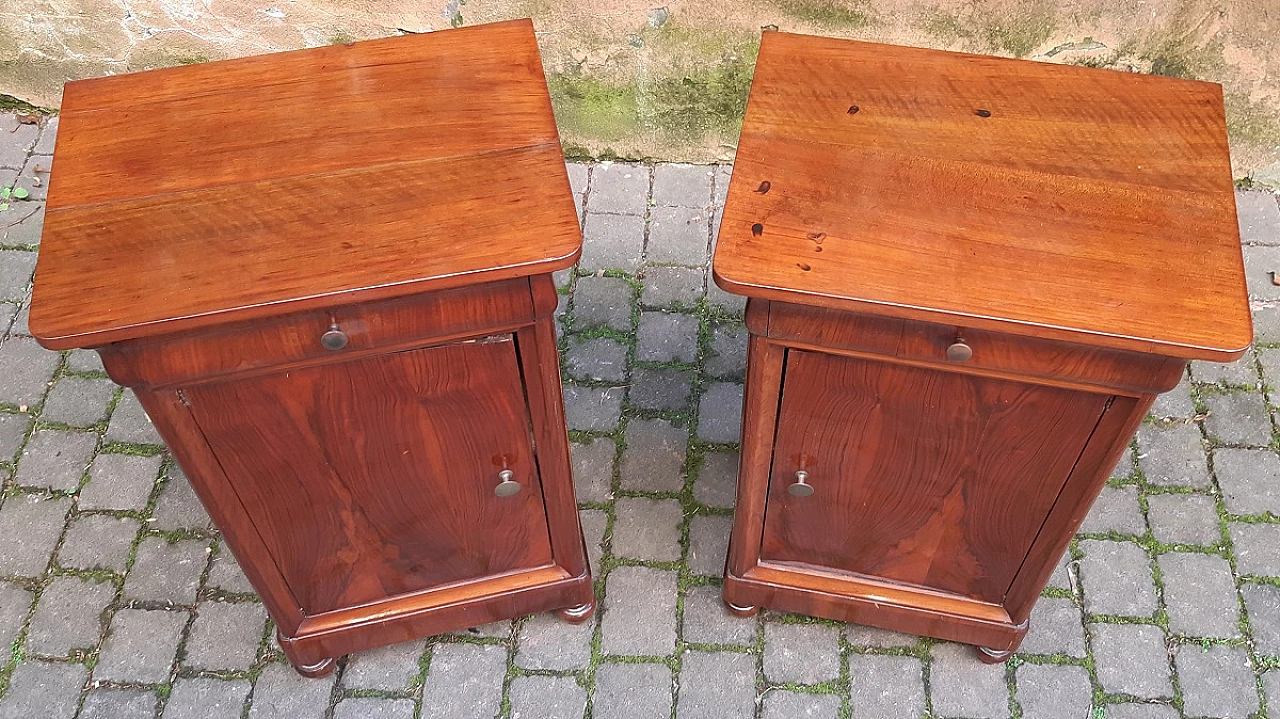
[763, 301, 1184, 395]
[100, 278, 537, 388]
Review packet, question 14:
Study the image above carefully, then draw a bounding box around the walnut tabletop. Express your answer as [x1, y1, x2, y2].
[30, 19, 580, 350]
[713, 32, 1251, 361]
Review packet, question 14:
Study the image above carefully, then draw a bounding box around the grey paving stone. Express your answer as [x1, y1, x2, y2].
[612, 497, 683, 561]
[563, 385, 624, 432]
[0, 121, 38, 168]
[0, 302, 15, 335]
[1017, 596, 1086, 657]
[587, 163, 648, 215]
[15, 154, 50, 201]
[0, 582, 31, 649]
[106, 391, 164, 445]
[694, 450, 737, 509]
[33, 117, 57, 155]
[1079, 485, 1145, 535]
[1159, 552, 1241, 638]
[333, 698, 415, 719]
[13, 428, 96, 491]
[1193, 354, 1259, 386]
[635, 311, 699, 363]
[1215, 447, 1280, 516]
[847, 654, 926, 719]
[516, 609, 594, 670]
[1229, 522, 1280, 576]
[713, 165, 732, 207]
[80, 451, 163, 511]
[420, 642, 506, 719]
[79, 689, 158, 719]
[247, 662, 335, 719]
[0, 202, 43, 247]
[1205, 391, 1273, 446]
[40, 376, 115, 426]
[600, 566, 678, 656]
[628, 367, 692, 411]
[844, 624, 918, 648]
[0, 660, 87, 719]
[1113, 444, 1136, 478]
[1252, 305, 1280, 344]
[697, 382, 743, 444]
[676, 650, 756, 719]
[706, 277, 747, 314]
[0, 494, 69, 576]
[1264, 671, 1280, 719]
[641, 266, 703, 308]
[26, 575, 114, 656]
[571, 275, 634, 331]
[647, 206, 710, 266]
[594, 661, 672, 719]
[683, 584, 755, 646]
[687, 514, 731, 576]
[124, 537, 208, 604]
[1089, 623, 1173, 698]
[343, 639, 426, 690]
[652, 164, 713, 207]
[204, 540, 251, 593]
[566, 162, 588, 197]
[1137, 422, 1210, 488]
[1239, 191, 1280, 244]
[151, 467, 213, 531]
[184, 601, 267, 671]
[0, 411, 31, 462]
[566, 336, 629, 382]
[1016, 663, 1092, 719]
[450, 618, 511, 639]
[509, 675, 587, 719]
[930, 641, 1010, 718]
[1078, 539, 1158, 617]
[8, 302, 28, 336]
[581, 508, 607, 577]
[620, 418, 686, 492]
[95, 608, 188, 683]
[582, 213, 645, 272]
[57, 514, 139, 573]
[764, 622, 840, 684]
[570, 437, 614, 504]
[0, 249, 36, 300]
[1245, 245, 1280, 300]
[1146, 492, 1222, 546]
[1104, 704, 1180, 719]
[1242, 582, 1280, 655]
[762, 691, 841, 719]
[162, 678, 251, 719]
[554, 268, 573, 291]
[1175, 643, 1258, 718]
[705, 324, 747, 381]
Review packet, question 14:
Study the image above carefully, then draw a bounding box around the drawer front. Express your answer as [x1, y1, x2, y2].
[101, 278, 535, 388]
[760, 348, 1111, 605]
[180, 335, 554, 615]
[764, 302, 1182, 395]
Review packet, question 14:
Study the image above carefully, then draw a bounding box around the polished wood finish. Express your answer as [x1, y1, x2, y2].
[713, 32, 1250, 361]
[30, 21, 591, 677]
[717, 32, 1249, 661]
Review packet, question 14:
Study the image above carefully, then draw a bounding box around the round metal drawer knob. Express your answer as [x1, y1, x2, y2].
[788, 470, 815, 497]
[946, 339, 973, 363]
[321, 324, 349, 351]
[495, 469, 522, 497]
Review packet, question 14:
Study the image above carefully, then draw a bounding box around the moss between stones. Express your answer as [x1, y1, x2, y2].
[765, 0, 875, 30]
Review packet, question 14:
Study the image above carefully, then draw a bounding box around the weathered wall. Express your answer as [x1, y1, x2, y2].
[2, 0, 1277, 183]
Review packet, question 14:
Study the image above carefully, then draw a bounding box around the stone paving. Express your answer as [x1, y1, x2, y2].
[2, 111, 1280, 718]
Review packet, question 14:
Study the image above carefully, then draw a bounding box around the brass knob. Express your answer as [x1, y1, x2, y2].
[321, 324, 349, 351]
[788, 470, 814, 497]
[495, 469, 522, 497]
[946, 339, 973, 362]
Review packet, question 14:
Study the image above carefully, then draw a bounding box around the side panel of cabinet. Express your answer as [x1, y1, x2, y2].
[180, 336, 555, 616]
[760, 349, 1111, 605]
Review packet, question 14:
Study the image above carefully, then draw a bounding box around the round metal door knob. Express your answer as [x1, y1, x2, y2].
[946, 339, 973, 362]
[321, 324, 349, 351]
[495, 469, 522, 497]
[788, 470, 815, 497]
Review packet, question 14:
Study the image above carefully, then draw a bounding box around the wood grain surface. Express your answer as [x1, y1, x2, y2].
[714, 32, 1250, 361]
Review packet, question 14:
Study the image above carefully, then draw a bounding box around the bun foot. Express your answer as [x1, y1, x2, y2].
[291, 656, 336, 678]
[724, 600, 760, 618]
[557, 601, 595, 624]
[975, 645, 1014, 664]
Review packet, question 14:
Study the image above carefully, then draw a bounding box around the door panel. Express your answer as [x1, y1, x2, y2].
[182, 336, 553, 615]
[760, 349, 1109, 604]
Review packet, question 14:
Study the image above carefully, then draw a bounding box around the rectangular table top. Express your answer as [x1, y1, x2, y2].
[31, 19, 580, 350]
[713, 31, 1251, 361]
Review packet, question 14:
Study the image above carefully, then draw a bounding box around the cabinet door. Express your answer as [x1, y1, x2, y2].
[181, 336, 553, 615]
[761, 349, 1111, 605]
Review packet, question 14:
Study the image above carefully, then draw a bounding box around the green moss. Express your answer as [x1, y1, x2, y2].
[646, 51, 755, 142]
[328, 30, 355, 46]
[1225, 92, 1280, 150]
[767, 0, 875, 29]
[0, 94, 51, 114]
[982, 11, 1055, 58]
[548, 73, 641, 144]
[918, 9, 970, 43]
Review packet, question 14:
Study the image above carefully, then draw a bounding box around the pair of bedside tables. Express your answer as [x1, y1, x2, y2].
[29, 20, 1250, 674]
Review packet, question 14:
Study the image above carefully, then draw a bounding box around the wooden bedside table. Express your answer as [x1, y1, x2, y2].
[713, 31, 1251, 661]
[29, 20, 593, 677]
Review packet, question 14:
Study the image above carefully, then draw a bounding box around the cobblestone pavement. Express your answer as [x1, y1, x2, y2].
[2, 111, 1280, 718]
